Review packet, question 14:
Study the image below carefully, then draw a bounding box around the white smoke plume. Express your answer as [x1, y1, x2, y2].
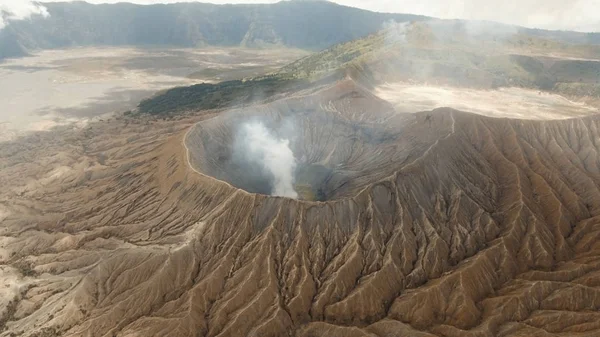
[0, 1, 49, 31]
[242, 121, 298, 198]
[382, 20, 409, 45]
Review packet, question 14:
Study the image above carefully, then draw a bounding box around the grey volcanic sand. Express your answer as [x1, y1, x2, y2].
[0, 47, 307, 142]
[376, 82, 599, 120]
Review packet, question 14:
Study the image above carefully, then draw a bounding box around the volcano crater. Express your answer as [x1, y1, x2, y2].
[185, 96, 444, 201]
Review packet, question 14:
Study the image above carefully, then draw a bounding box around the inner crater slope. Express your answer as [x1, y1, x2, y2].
[185, 79, 448, 200]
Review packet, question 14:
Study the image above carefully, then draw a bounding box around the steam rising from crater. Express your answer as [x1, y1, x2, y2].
[238, 121, 298, 198]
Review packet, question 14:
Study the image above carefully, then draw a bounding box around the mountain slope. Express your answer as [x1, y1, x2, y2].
[0, 1, 425, 60]
[3, 77, 600, 336]
[3, 1, 600, 63]
[136, 21, 600, 116]
[0, 28, 29, 59]
[279, 21, 600, 98]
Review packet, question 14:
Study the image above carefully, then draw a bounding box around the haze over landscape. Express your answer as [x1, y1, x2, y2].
[2, 0, 600, 31]
[3, 1, 600, 337]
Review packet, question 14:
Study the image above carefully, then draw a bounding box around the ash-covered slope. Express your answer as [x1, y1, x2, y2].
[2, 77, 600, 337]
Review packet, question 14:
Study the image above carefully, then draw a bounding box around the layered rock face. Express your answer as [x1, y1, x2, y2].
[2, 79, 600, 337]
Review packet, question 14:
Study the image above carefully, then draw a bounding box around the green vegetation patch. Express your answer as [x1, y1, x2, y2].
[138, 76, 308, 115]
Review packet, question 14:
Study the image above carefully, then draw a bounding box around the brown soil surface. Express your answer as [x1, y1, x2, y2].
[2, 77, 600, 337]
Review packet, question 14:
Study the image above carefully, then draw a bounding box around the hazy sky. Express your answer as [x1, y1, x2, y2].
[1, 0, 600, 32]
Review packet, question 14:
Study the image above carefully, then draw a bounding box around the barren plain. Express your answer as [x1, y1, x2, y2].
[376, 82, 599, 119]
[0, 47, 306, 142]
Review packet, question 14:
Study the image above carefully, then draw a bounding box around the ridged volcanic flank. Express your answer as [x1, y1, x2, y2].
[2, 78, 600, 337]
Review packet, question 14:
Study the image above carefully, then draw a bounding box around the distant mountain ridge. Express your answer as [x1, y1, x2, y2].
[2, 1, 600, 62]
[0, 0, 425, 60]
